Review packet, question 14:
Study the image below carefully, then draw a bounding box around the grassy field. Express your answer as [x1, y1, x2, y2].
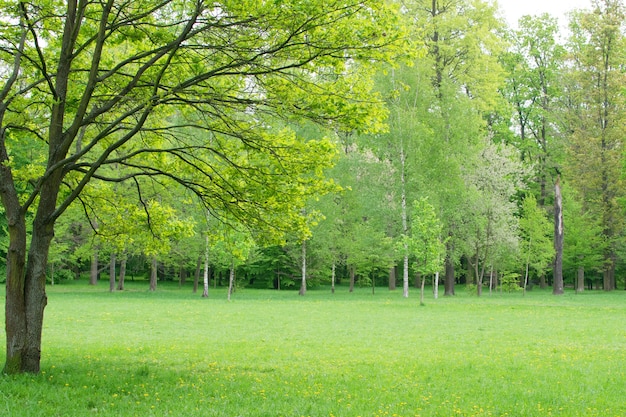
[0, 281, 625, 416]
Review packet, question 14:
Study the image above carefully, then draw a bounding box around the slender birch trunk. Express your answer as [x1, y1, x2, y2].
[400, 143, 409, 298]
[299, 240, 306, 296]
[227, 259, 235, 301]
[331, 261, 336, 294]
[202, 235, 209, 298]
[433, 271, 439, 299]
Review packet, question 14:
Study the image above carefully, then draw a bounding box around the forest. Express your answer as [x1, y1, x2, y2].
[1, 0, 626, 373]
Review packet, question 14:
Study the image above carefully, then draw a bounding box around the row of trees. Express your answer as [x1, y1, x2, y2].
[1, 0, 625, 373]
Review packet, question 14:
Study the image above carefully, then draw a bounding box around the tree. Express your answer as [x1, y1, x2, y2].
[564, 0, 626, 290]
[0, 0, 402, 373]
[405, 198, 445, 306]
[519, 194, 555, 294]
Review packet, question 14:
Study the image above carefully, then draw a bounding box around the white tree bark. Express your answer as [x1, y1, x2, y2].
[400, 142, 409, 298]
[202, 234, 209, 298]
[299, 240, 307, 295]
[228, 259, 234, 301]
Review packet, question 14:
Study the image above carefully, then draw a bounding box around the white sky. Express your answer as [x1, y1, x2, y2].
[497, 0, 592, 28]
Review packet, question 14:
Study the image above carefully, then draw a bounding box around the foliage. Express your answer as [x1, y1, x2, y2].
[500, 272, 523, 293]
[519, 194, 555, 280]
[405, 197, 445, 276]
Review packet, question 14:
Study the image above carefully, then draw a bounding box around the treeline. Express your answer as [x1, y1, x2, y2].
[2, 0, 625, 298]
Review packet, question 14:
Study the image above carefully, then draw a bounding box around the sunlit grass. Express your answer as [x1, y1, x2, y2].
[0, 281, 625, 416]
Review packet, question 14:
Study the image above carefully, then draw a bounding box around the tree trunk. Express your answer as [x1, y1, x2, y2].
[433, 271, 439, 299]
[331, 262, 336, 294]
[444, 253, 455, 296]
[402, 252, 409, 297]
[179, 265, 187, 286]
[109, 253, 116, 292]
[149, 256, 157, 292]
[389, 266, 396, 291]
[299, 240, 306, 296]
[117, 253, 126, 291]
[349, 266, 355, 293]
[553, 177, 564, 295]
[400, 139, 409, 299]
[90, 251, 99, 285]
[227, 260, 235, 301]
[4, 212, 53, 374]
[193, 255, 201, 294]
[576, 266, 585, 293]
[202, 236, 209, 298]
[419, 274, 426, 306]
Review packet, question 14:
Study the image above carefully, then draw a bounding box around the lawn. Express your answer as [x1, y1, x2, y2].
[0, 281, 625, 416]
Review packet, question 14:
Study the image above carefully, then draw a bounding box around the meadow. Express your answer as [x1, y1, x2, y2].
[0, 281, 625, 416]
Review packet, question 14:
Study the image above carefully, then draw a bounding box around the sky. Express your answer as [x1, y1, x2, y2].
[497, 0, 591, 28]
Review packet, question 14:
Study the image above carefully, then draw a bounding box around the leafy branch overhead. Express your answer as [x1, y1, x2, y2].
[0, 0, 407, 374]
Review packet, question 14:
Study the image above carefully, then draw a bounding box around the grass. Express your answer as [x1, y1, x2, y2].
[0, 281, 625, 416]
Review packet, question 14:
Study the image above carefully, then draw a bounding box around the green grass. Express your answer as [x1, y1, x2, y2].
[0, 281, 625, 416]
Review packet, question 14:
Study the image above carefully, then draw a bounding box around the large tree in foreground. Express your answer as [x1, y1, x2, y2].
[0, 0, 402, 373]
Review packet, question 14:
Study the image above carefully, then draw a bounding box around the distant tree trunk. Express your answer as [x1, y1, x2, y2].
[227, 259, 235, 301]
[576, 266, 585, 293]
[539, 274, 547, 289]
[419, 274, 426, 306]
[109, 253, 116, 292]
[49, 262, 54, 286]
[202, 236, 209, 298]
[389, 266, 396, 291]
[349, 266, 355, 293]
[371, 270, 375, 295]
[299, 240, 306, 296]
[444, 253, 455, 296]
[179, 265, 187, 286]
[193, 255, 201, 293]
[149, 256, 157, 292]
[400, 140, 409, 299]
[402, 252, 409, 297]
[433, 271, 439, 299]
[475, 258, 483, 297]
[331, 262, 336, 294]
[117, 253, 126, 291]
[90, 251, 98, 285]
[553, 177, 564, 295]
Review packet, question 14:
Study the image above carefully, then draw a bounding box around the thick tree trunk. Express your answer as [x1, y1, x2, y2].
[388, 266, 396, 291]
[553, 177, 564, 295]
[444, 253, 455, 296]
[179, 265, 187, 286]
[576, 266, 585, 293]
[90, 251, 99, 285]
[117, 254, 126, 291]
[149, 256, 157, 291]
[3, 212, 28, 374]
